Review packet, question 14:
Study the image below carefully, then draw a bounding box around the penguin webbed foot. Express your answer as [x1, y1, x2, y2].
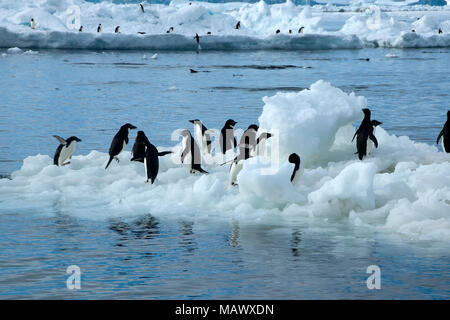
[62, 162, 71, 166]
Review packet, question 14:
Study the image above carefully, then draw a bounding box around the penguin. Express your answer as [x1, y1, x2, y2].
[140, 3, 145, 13]
[298, 26, 304, 34]
[276, 29, 280, 34]
[289, 29, 292, 34]
[194, 33, 200, 45]
[352, 108, 382, 160]
[436, 110, 450, 153]
[97, 24, 102, 33]
[131, 131, 172, 163]
[189, 68, 198, 73]
[105, 123, 137, 169]
[235, 21, 240, 30]
[220, 119, 237, 154]
[288, 153, 301, 184]
[189, 119, 212, 155]
[438, 28, 443, 34]
[115, 26, 120, 33]
[229, 131, 272, 186]
[53, 135, 82, 166]
[79, 25, 83, 32]
[30, 18, 35, 30]
[207, 31, 211, 35]
[137, 31, 146, 35]
[412, 29, 415, 33]
[238, 124, 259, 160]
[251, 132, 273, 157]
[180, 130, 208, 174]
[166, 27, 174, 33]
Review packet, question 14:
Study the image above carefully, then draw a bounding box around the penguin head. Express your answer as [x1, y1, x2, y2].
[258, 132, 272, 142]
[180, 129, 191, 138]
[288, 153, 301, 167]
[189, 119, 201, 125]
[136, 130, 146, 138]
[362, 108, 371, 118]
[122, 123, 137, 131]
[224, 119, 237, 129]
[67, 136, 82, 143]
[247, 124, 259, 131]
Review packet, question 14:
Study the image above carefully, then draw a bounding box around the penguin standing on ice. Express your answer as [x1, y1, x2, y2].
[235, 21, 241, 30]
[105, 123, 137, 169]
[130, 131, 172, 183]
[288, 153, 301, 184]
[53, 135, 82, 166]
[189, 119, 212, 155]
[30, 18, 35, 30]
[238, 124, 259, 159]
[79, 26, 83, 32]
[180, 129, 208, 174]
[352, 108, 382, 160]
[131, 131, 172, 163]
[140, 3, 145, 13]
[436, 110, 450, 153]
[115, 26, 120, 33]
[229, 130, 272, 186]
[97, 24, 102, 33]
[298, 26, 304, 34]
[220, 119, 237, 154]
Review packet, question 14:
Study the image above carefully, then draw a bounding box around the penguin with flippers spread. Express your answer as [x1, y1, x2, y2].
[352, 108, 382, 160]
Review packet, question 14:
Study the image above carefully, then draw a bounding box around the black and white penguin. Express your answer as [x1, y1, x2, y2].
[352, 108, 382, 160]
[115, 26, 120, 33]
[438, 28, 443, 34]
[251, 132, 273, 157]
[97, 24, 102, 33]
[166, 27, 174, 33]
[235, 21, 240, 30]
[105, 123, 137, 169]
[436, 110, 450, 153]
[275, 29, 280, 34]
[288, 153, 301, 184]
[30, 18, 35, 30]
[220, 119, 237, 154]
[189, 119, 212, 155]
[140, 3, 145, 13]
[229, 131, 272, 186]
[289, 29, 292, 34]
[180, 129, 208, 174]
[298, 26, 304, 34]
[238, 124, 259, 160]
[53, 135, 82, 166]
[79, 25, 83, 32]
[131, 131, 172, 163]
[194, 33, 200, 45]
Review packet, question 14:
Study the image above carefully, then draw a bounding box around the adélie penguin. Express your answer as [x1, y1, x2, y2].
[238, 124, 259, 159]
[220, 119, 237, 154]
[436, 110, 450, 153]
[105, 123, 137, 169]
[180, 129, 208, 174]
[352, 108, 382, 160]
[189, 119, 212, 155]
[131, 131, 172, 161]
[53, 135, 82, 166]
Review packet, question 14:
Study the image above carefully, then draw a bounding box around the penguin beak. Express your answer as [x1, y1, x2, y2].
[130, 125, 137, 129]
[266, 133, 273, 139]
[189, 120, 195, 124]
[77, 138, 82, 142]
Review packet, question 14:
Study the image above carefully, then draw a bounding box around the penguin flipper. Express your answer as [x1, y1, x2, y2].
[158, 151, 172, 157]
[130, 157, 144, 163]
[369, 134, 379, 148]
[53, 135, 67, 145]
[105, 156, 114, 169]
[437, 129, 444, 144]
[351, 129, 360, 142]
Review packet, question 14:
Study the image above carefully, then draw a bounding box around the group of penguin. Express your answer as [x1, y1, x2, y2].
[53, 109, 450, 187]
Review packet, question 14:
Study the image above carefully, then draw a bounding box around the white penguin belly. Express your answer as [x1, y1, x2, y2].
[367, 139, 373, 155]
[59, 142, 76, 165]
[229, 160, 244, 185]
[181, 137, 193, 168]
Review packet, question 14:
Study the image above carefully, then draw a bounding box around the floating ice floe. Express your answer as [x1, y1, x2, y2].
[0, 80, 449, 242]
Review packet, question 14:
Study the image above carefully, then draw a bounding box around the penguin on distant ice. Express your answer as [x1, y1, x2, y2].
[298, 26, 304, 34]
[275, 29, 280, 34]
[180, 129, 208, 174]
[189, 119, 212, 155]
[438, 28, 443, 34]
[166, 27, 174, 33]
[97, 24, 102, 33]
[436, 110, 450, 153]
[53, 135, 82, 166]
[140, 3, 145, 13]
[352, 108, 382, 160]
[79, 26, 83, 32]
[220, 119, 237, 154]
[131, 131, 172, 163]
[105, 123, 137, 169]
[115, 26, 120, 33]
[30, 18, 35, 30]
[235, 21, 240, 30]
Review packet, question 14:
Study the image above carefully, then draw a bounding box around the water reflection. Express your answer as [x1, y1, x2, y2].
[229, 220, 240, 248]
[178, 220, 197, 255]
[290, 229, 302, 258]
